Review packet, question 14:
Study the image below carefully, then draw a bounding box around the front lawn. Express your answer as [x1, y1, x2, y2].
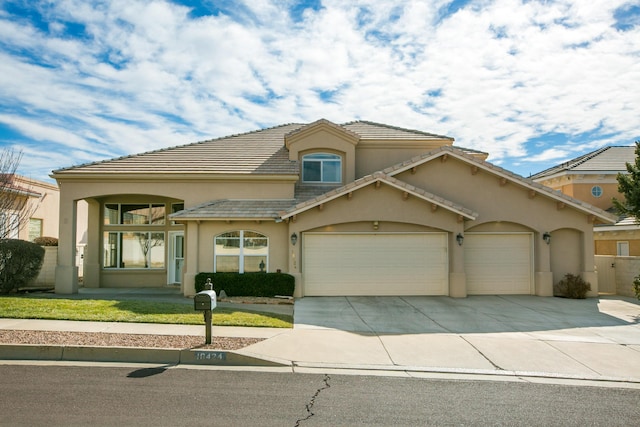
[0, 297, 292, 328]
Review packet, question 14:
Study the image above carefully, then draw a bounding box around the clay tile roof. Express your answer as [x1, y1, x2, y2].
[530, 146, 637, 179]
[170, 199, 297, 220]
[52, 123, 305, 176]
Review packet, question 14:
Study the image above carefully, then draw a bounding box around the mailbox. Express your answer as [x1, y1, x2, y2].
[194, 290, 217, 311]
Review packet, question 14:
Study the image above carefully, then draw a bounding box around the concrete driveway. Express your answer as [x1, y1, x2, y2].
[293, 295, 640, 334]
[239, 295, 640, 382]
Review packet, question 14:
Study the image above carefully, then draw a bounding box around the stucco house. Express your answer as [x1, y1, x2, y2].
[531, 146, 639, 256]
[1, 174, 59, 241]
[51, 120, 615, 298]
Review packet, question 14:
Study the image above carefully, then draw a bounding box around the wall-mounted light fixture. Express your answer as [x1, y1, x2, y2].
[373, 221, 379, 230]
[456, 233, 464, 246]
[290, 232, 298, 246]
[259, 260, 265, 272]
[542, 232, 551, 245]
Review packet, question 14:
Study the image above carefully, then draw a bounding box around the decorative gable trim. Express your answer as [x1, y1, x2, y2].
[284, 119, 359, 149]
[384, 146, 617, 224]
[279, 171, 477, 220]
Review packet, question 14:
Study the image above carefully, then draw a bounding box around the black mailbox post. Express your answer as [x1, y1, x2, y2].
[194, 278, 217, 344]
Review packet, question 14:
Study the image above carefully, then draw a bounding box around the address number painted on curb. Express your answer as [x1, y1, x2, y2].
[194, 351, 226, 361]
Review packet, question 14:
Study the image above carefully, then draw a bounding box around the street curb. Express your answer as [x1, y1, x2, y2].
[0, 344, 287, 367]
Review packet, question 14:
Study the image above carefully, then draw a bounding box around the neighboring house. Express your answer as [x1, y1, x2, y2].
[530, 146, 639, 256]
[51, 120, 615, 297]
[1, 175, 59, 241]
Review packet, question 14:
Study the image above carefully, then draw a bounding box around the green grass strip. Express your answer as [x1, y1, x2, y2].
[0, 296, 292, 328]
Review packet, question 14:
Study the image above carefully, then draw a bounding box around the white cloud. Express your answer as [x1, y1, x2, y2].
[0, 0, 638, 181]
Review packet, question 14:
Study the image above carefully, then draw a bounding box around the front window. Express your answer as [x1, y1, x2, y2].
[104, 232, 165, 269]
[28, 218, 43, 241]
[302, 153, 341, 183]
[214, 230, 268, 273]
[104, 203, 166, 225]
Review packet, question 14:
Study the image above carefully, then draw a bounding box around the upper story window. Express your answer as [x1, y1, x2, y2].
[104, 203, 165, 225]
[591, 186, 603, 198]
[302, 153, 342, 183]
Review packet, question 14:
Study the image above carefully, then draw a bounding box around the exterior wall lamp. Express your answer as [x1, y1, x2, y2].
[456, 233, 464, 246]
[542, 232, 551, 245]
[290, 232, 298, 246]
[373, 221, 379, 230]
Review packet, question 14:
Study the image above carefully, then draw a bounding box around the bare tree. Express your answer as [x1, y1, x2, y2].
[0, 149, 39, 239]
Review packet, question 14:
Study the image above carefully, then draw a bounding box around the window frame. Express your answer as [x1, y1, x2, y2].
[591, 185, 603, 198]
[103, 231, 166, 270]
[104, 203, 166, 226]
[301, 152, 342, 184]
[214, 230, 269, 273]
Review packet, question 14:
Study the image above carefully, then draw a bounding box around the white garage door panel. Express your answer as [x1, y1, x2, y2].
[465, 234, 532, 295]
[304, 233, 448, 296]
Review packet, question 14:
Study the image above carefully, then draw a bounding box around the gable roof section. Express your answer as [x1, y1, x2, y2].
[52, 120, 474, 179]
[284, 119, 360, 148]
[280, 171, 478, 220]
[384, 145, 617, 224]
[52, 123, 305, 178]
[342, 120, 453, 141]
[530, 146, 637, 180]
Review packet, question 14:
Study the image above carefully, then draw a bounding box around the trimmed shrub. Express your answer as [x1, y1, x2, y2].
[554, 273, 591, 299]
[633, 274, 640, 301]
[33, 236, 58, 246]
[0, 239, 45, 293]
[195, 272, 295, 297]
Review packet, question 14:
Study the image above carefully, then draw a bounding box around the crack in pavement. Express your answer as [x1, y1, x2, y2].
[294, 374, 331, 426]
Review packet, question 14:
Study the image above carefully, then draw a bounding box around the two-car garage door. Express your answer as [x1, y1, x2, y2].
[303, 233, 448, 296]
[302, 232, 533, 296]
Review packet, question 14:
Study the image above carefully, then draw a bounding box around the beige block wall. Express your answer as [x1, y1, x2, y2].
[31, 246, 58, 286]
[596, 255, 640, 297]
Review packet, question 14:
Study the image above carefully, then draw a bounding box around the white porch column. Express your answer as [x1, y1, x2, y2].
[55, 195, 78, 294]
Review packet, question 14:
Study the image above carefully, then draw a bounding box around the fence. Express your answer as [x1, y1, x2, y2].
[595, 255, 639, 297]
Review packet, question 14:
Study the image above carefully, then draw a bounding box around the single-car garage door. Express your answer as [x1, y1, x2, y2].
[303, 233, 448, 296]
[465, 233, 533, 295]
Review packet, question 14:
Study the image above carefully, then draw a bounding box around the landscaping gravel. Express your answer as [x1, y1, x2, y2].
[0, 330, 263, 350]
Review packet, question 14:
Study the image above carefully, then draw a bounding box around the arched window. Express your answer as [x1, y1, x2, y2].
[302, 153, 342, 183]
[214, 230, 268, 273]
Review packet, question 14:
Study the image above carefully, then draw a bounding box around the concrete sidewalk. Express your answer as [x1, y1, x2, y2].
[2, 292, 640, 385]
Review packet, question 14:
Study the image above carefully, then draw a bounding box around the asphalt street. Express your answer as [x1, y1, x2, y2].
[1, 365, 639, 426]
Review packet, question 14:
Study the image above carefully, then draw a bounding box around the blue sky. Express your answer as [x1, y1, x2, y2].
[1, 0, 639, 182]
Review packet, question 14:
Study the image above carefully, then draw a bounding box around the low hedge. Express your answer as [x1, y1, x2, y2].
[195, 272, 295, 297]
[33, 236, 58, 246]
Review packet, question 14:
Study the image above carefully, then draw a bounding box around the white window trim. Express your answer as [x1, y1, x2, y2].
[103, 231, 166, 270]
[301, 153, 342, 184]
[214, 230, 269, 273]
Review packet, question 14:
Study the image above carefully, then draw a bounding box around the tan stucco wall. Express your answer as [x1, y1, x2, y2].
[13, 177, 60, 241]
[536, 175, 620, 211]
[595, 230, 640, 256]
[57, 178, 295, 207]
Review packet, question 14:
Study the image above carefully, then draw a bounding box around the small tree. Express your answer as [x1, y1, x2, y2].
[613, 141, 640, 223]
[613, 141, 640, 300]
[0, 149, 38, 239]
